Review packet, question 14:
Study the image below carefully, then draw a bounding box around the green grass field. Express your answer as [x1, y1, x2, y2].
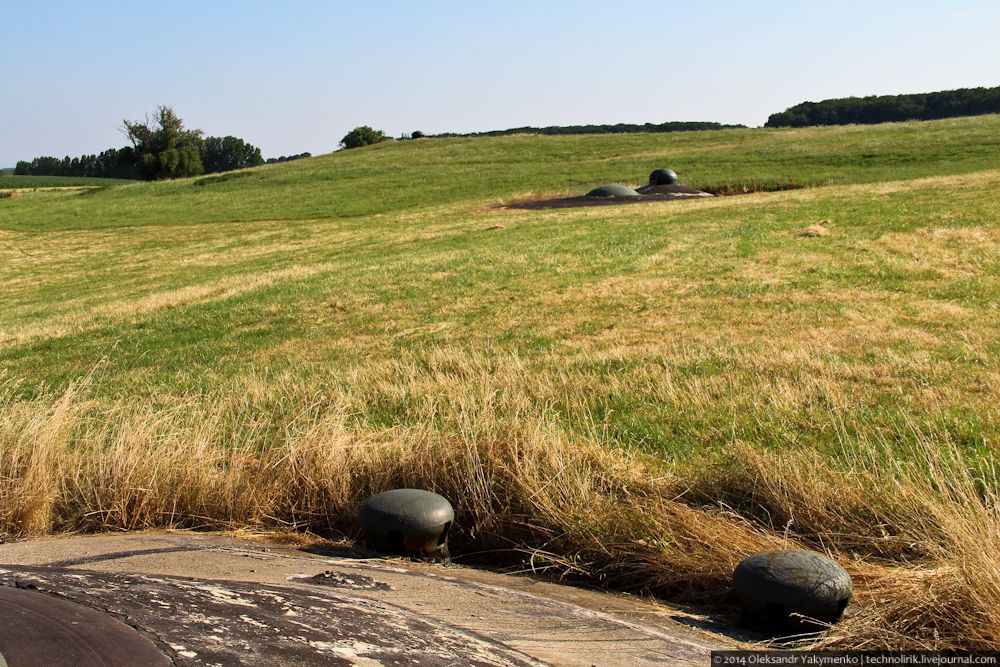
[2, 116, 998, 449]
[2, 115, 999, 648]
[0, 174, 136, 189]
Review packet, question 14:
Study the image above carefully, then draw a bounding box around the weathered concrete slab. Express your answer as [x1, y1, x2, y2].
[0, 585, 171, 667]
[0, 532, 732, 666]
[0, 564, 533, 666]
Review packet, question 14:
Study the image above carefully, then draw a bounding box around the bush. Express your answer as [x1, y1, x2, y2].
[339, 126, 387, 150]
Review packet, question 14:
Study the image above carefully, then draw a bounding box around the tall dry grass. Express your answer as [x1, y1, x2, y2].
[689, 437, 1000, 649]
[0, 363, 998, 650]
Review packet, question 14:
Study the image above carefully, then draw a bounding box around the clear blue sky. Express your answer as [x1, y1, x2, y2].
[2, 0, 998, 166]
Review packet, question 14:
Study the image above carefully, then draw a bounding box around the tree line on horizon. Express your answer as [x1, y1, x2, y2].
[334, 88, 1000, 152]
[765, 85, 1000, 127]
[13, 106, 308, 181]
[335, 121, 744, 150]
[432, 120, 744, 138]
[265, 152, 312, 165]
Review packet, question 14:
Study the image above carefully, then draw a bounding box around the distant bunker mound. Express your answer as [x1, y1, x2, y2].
[586, 184, 640, 198]
[507, 168, 712, 210]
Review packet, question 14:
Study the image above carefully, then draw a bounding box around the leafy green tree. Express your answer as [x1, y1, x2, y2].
[339, 126, 387, 150]
[124, 106, 204, 179]
[201, 136, 265, 174]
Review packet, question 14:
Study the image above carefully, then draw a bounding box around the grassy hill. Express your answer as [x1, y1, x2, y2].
[2, 115, 999, 649]
[0, 174, 136, 189]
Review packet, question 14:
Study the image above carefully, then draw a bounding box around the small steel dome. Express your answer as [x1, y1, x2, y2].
[649, 169, 678, 185]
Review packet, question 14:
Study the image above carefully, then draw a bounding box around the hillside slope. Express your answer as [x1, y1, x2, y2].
[1, 115, 999, 649]
[2, 114, 1000, 232]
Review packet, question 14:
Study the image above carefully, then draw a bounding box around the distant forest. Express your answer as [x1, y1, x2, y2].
[16, 137, 265, 181]
[766, 86, 1000, 127]
[16, 149, 143, 180]
[432, 121, 744, 138]
[15, 147, 311, 180]
[14, 106, 309, 181]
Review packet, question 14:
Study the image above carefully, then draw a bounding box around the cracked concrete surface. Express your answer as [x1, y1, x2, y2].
[0, 533, 733, 666]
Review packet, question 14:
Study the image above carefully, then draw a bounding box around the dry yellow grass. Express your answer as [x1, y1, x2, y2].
[1, 359, 998, 649]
